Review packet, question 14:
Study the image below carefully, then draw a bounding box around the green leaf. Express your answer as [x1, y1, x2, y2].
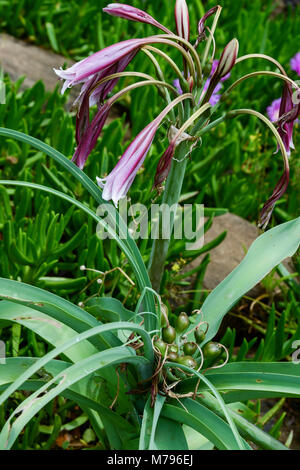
[0, 358, 137, 450]
[165, 362, 246, 450]
[161, 399, 247, 450]
[0, 346, 145, 450]
[86, 297, 135, 323]
[0, 128, 156, 327]
[197, 393, 288, 450]
[193, 217, 300, 342]
[139, 394, 166, 450]
[177, 362, 300, 398]
[154, 417, 188, 450]
[0, 301, 97, 362]
[0, 320, 153, 409]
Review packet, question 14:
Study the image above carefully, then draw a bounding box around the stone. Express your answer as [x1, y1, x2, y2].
[0, 33, 74, 95]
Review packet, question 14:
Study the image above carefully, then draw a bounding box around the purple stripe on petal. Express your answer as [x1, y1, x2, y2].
[72, 103, 111, 169]
[103, 3, 172, 34]
[154, 143, 176, 188]
[175, 0, 190, 42]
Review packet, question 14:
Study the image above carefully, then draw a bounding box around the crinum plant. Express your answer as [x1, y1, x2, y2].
[54, 1, 299, 292]
[0, 1, 300, 451]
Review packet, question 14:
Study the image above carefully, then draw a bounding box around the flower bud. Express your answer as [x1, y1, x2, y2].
[175, 0, 190, 41]
[214, 39, 239, 80]
[187, 76, 194, 92]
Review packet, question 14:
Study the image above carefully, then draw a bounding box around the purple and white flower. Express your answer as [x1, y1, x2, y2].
[267, 98, 281, 122]
[291, 52, 300, 76]
[103, 3, 172, 34]
[97, 117, 161, 205]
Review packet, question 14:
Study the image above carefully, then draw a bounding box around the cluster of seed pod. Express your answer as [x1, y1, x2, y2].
[154, 306, 224, 372]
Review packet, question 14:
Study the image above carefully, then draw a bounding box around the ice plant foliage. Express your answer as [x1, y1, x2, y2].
[54, 2, 299, 228]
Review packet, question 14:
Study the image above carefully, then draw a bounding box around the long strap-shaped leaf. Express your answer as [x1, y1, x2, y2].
[197, 392, 288, 450]
[0, 301, 98, 362]
[177, 362, 300, 397]
[0, 128, 156, 329]
[0, 278, 117, 350]
[0, 358, 138, 450]
[195, 217, 300, 342]
[0, 320, 153, 408]
[0, 347, 146, 450]
[161, 399, 250, 450]
[165, 362, 246, 450]
[139, 394, 166, 450]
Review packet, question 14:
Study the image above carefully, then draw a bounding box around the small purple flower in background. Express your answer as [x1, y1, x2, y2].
[267, 98, 282, 122]
[290, 52, 300, 76]
[173, 59, 227, 107]
[211, 60, 231, 82]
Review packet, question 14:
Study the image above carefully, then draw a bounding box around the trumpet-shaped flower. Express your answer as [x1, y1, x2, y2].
[267, 98, 282, 122]
[97, 96, 190, 204]
[54, 37, 157, 94]
[97, 118, 161, 205]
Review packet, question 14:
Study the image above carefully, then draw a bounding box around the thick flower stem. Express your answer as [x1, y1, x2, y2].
[148, 143, 188, 293]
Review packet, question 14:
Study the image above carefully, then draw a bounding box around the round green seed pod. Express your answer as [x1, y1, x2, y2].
[162, 325, 176, 344]
[194, 327, 206, 344]
[203, 342, 222, 360]
[183, 342, 197, 356]
[175, 312, 190, 333]
[154, 338, 167, 356]
[177, 356, 197, 369]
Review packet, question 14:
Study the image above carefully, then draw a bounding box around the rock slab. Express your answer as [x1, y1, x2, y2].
[0, 33, 74, 94]
[187, 213, 296, 296]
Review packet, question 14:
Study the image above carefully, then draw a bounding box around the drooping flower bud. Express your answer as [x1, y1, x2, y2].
[103, 4, 172, 34]
[198, 6, 219, 37]
[175, 0, 190, 41]
[187, 76, 194, 92]
[213, 38, 239, 80]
